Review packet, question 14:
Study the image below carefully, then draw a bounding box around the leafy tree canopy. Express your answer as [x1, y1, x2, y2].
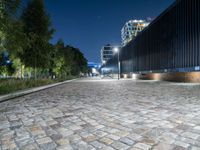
[20, 0, 55, 69]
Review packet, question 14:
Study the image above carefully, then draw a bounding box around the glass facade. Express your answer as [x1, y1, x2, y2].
[100, 45, 121, 64]
[121, 20, 150, 46]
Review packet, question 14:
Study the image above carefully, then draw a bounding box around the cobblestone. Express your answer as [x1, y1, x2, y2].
[0, 78, 200, 149]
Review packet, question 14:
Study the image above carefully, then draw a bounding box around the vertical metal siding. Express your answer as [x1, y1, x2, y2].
[102, 0, 200, 74]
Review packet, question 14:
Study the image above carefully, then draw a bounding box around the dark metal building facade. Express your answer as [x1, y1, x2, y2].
[102, 0, 200, 74]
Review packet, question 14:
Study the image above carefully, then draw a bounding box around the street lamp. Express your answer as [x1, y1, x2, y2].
[114, 47, 120, 80]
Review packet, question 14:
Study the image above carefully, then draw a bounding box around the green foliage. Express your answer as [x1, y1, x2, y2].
[0, 0, 22, 53]
[0, 0, 88, 79]
[0, 79, 54, 95]
[52, 40, 88, 77]
[0, 65, 15, 76]
[0, 76, 76, 95]
[20, 0, 54, 69]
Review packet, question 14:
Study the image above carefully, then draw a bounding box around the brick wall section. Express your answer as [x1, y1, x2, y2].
[138, 72, 200, 83]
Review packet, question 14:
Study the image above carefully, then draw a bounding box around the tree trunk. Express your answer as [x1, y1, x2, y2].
[34, 56, 37, 80]
[21, 64, 23, 79]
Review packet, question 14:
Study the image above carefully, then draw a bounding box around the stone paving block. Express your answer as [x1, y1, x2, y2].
[15, 138, 35, 148]
[21, 118, 34, 126]
[127, 133, 142, 141]
[153, 143, 173, 150]
[181, 132, 200, 140]
[28, 125, 46, 138]
[1, 139, 17, 150]
[9, 120, 22, 130]
[101, 146, 115, 150]
[114, 130, 129, 137]
[176, 136, 200, 147]
[36, 137, 52, 145]
[19, 143, 39, 150]
[174, 141, 190, 149]
[120, 137, 135, 145]
[1, 79, 200, 149]
[172, 145, 187, 150]
[7, 114, 18, 121]
[102, 127, 119, 134]
[95, 124, 105, 129]
[133, 142, 152, 150]
[82, 133, 97, 142]
[73, 141, 92, 150]
[140, 138, 157, 146]
[68, 134, 82, 143]
[100, 137, 113, 145]
[93, 130, 108, 138]
[15, 128, 30, 141]
[111, 141, 130, 150]
[56, 145, 73, 150]
[36, 137, 57, 150]
[0, 121, 10, 130]
[158, 132, 177, 144]
[56, 127, 74, 137]
[194, 126, 200, 131]
[56, 138, 70, 146]
[130, 148, 142, 150]
[0, 130, 15, 140]
[90, 141, 106, 149]
[68, 124, 82, 131]
[106, 134, 121, 140]
[191, 146, 200, 150]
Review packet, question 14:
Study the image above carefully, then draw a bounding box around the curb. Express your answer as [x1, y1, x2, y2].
[0, 78, 78, 103]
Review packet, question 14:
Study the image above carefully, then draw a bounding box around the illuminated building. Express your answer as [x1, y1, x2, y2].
[121, 20, 150, 46]
[100, 44, 121, 65]
[101, 0, 200, 82]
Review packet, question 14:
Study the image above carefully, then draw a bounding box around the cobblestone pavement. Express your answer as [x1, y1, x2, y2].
[1, 78, 200, 150]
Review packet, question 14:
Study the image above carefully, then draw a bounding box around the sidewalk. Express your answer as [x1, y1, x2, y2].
[0, 78, 77, 103]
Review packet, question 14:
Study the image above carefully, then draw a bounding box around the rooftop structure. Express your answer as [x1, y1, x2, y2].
[121, 20, 150, 46]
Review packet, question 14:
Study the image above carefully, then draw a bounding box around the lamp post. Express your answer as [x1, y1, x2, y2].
[102, 60, 106, 77]
[114, 47, 120, 80]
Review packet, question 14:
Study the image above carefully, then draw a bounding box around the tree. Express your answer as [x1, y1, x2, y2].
[65, 46, 88, 76]
[52, 40, 88, 78]
[21, 0, 54, 78]
[52, 40, 68, 78]
[0, 0, 28, 78]
[0, 0, 22, 54]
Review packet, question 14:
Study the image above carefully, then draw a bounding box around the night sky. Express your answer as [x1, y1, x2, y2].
[44, 0, 175, 63]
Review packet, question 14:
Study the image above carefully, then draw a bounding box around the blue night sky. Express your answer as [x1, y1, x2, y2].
[44, 0, 175, 63]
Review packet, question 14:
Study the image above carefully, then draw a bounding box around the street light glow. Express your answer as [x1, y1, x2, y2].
[114, 47, 119, 53]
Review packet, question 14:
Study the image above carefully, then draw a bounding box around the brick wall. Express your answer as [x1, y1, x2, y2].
[138, 72, 200, 83]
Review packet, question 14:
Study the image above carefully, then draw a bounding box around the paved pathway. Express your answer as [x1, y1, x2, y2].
[0, 78, 200, 150]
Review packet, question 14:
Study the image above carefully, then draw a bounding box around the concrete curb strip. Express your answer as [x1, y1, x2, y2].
[0, 78, 77, 103]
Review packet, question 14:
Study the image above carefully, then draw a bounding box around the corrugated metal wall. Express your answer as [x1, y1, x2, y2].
[102, 0, 200, 74]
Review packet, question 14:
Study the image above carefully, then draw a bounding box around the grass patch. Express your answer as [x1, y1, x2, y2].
[0, 76, 76, 95]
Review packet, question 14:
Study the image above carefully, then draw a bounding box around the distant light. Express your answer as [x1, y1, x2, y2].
[103, 60, 106, 64]
[132, 74, 137, 80]
[92, 68, 97, 73]
[152, 74, 162, 81]
[124, 74, 127, 78]
[195, 66, 200, 71]
[114, 47, 119, 53]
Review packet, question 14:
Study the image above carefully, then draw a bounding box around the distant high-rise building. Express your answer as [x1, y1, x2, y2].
[101, 44, 121, 64]
[121, 20, 150, 46]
